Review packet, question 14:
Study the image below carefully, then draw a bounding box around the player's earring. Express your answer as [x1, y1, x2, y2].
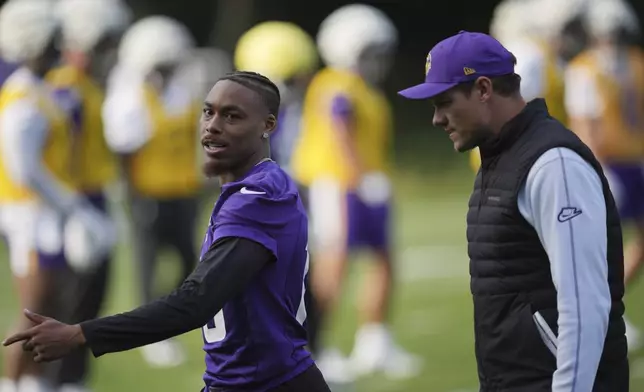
[262, 132, 269, 139]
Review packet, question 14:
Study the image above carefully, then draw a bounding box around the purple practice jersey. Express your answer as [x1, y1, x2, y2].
[200, 160, 313, 391]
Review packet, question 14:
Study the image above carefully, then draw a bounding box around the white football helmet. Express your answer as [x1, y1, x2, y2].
[489, 0, 537, 44]
[584, 0, 640, 40]
[118, 16, 195, 75]
[0, 0, 58, 63]
[57, 0, 131, 53]
[317, 4, 397, 71]
[175, 47, 233, 101]
[529, 0, 586, 41]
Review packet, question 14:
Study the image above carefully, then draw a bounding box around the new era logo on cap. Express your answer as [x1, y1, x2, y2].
[399, 31, 515, 100]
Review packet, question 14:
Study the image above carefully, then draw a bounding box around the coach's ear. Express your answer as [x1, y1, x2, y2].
[475, 76, 493, 103]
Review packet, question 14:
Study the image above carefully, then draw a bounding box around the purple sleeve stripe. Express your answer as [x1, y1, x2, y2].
[331, 94, 353, 122]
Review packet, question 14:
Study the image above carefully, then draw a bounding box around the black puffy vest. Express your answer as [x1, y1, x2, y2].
[467, 99, 628, 391]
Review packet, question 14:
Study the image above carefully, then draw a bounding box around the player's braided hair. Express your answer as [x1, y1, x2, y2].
[218, 71, 281, 116]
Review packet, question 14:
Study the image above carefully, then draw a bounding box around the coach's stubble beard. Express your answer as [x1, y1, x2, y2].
[457, 125, 495, 153]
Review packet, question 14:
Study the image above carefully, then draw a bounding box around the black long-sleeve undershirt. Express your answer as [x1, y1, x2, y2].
[80, 237, 274, 357]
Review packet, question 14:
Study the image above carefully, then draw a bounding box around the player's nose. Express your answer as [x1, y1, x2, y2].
[202, 116, 223, 135]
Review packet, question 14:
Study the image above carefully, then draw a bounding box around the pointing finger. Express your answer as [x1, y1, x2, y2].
[2, 328, 37, 347]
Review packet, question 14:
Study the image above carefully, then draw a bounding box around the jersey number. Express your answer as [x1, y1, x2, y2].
[296, 246, 310, 325]
[202, 309, 226, 343]
[202, 245, 310, 343]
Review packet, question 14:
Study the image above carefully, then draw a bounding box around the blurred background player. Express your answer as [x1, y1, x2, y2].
[176, 47, 233, 111]
[45, 0, 132, 391]
[102, 15, 202, 368]
[233, 20, 324, 353]
[234, 21, 318, 174]
[0, 0, 111, 391]
[565, 0, 644, 351]
[468, 0, 587, 172]
[291, 4, 420, 381]
[0, 57, 17, 237]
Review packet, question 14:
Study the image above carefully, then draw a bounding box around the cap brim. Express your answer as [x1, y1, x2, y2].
[397, 82, 458, 100]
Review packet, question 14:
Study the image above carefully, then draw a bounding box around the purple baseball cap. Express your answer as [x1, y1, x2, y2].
[398, 31, 515, 100]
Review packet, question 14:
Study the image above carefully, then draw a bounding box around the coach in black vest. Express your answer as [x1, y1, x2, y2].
[398, 31, 628, 391]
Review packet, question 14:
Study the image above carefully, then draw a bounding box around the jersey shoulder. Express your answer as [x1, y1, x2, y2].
[235, 163, 298, 200]
[567, 49, 597, 71]
[0, 73, 44, 114]
[46, 66, 80, 88]
[219, 163, 300, 219]
[307, 68, 361, 100]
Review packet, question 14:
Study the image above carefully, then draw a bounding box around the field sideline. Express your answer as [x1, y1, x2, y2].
[1, 170, 643, 391]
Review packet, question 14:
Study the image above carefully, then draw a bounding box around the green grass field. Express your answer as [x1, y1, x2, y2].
[1, 168, 644, 391]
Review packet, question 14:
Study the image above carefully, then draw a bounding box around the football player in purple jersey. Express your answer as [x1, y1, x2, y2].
[3, 71, 330, 392]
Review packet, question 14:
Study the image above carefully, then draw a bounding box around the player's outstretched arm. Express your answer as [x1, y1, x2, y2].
[2, 237, 273, 362]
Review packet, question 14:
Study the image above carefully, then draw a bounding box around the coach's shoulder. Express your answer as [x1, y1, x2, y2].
[531, 147, 591, 175]
[537, 146, 583, 161]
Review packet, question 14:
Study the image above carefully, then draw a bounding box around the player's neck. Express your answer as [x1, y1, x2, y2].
[218, 151, 270, 186]
[146, 71, 170, 94]
[63, 51, 89, 71]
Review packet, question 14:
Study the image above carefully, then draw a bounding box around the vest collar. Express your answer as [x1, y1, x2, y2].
[479, 99, 549, 159]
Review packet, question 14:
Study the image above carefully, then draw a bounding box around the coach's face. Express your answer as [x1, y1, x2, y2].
[200, 80, 276, 178]
[432, 77, 494, 152]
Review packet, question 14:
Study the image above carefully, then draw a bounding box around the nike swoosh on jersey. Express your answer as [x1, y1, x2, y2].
[240, 187, 266, 195]
[557, 207, 582, 222]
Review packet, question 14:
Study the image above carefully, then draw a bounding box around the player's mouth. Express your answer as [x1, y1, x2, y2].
[202, 140, 228, 155]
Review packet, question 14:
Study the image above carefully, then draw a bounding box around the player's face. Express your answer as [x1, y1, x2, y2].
[280, 73, 313, 106]
[89, 33, 122, 84]
[558, 17, 588, 62]
[151, 63, 181, 88]
[431, 79, 494, 152]
[200, 80, 276, 178]
[358, 44, 395, 85]
[34, 30, 62, 77]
